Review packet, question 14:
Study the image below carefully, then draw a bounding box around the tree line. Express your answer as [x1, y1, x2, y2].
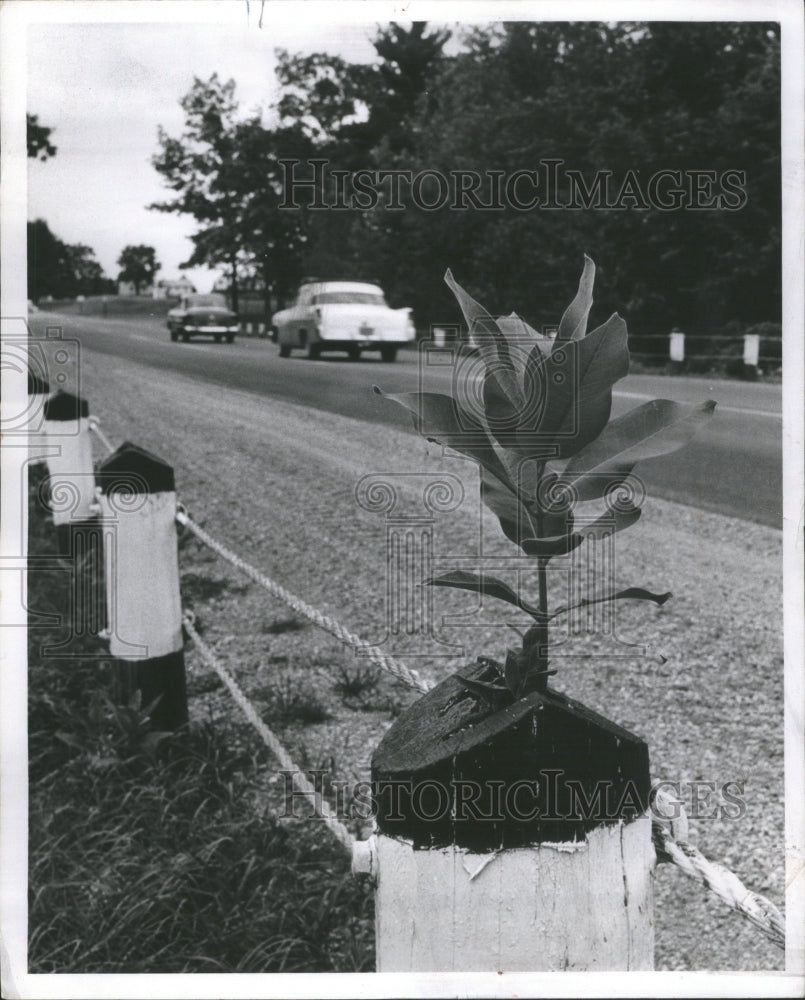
[151, 20, 781, 343]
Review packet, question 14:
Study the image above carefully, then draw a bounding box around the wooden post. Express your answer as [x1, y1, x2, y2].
[27, 370, 50, 464]
[98, 442, 188, 730]
[668, 328, 685, 374]
[742, 332, 760, 381]
[43, 390, 97, 557]
[369, 661, 654, 971]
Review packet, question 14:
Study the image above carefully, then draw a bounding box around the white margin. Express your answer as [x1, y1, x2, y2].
[1, 1, 803, 998]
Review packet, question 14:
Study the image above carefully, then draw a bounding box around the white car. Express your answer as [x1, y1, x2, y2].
[271, 280, 415, 362]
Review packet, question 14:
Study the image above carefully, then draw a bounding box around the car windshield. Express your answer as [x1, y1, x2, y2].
[189, 294, 228, 308]
[313, 291, 386, 306]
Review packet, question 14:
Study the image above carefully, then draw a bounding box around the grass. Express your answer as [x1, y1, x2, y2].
[253, 671, 333, 725]
[26, 466, 374, 973]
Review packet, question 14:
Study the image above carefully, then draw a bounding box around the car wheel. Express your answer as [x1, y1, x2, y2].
[279, 344, 291, 358]
[169, 327, 178, 342]
[380, 345, 398, 363]
[307, 342, 321, 360]
[181, 330, 190, 343]
[214, 334, 222, 343]
[270, 326, 279, 343]
[347, 345, 360, 361]
[225, 333, 235, 343]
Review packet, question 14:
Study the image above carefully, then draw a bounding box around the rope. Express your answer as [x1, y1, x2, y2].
[175, 508, 432, 694]
[88, 416, 116, 456]
[182, 611, 356, 856]
[652, 821, 785, 950]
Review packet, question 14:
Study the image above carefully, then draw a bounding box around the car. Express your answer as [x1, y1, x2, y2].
[271, 280, 415, 361]
[167, 293, 239, 343]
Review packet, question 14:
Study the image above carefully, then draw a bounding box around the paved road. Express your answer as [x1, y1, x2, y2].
[28, 311, 782, 527]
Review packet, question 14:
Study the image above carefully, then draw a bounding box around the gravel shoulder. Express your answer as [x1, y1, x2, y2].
[56, 344, 784, 971]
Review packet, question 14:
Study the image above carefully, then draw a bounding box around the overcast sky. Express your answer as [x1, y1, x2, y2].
[27, 16, 402, 292]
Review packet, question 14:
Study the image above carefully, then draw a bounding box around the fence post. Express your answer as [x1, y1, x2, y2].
[98, 441, 188, 730]
[43, 390, 97, 557]
[668, 328, 685, 374]
[27, 370, 50, 464]
[742, 333, 760, 381]
[369, 663, 654, 971]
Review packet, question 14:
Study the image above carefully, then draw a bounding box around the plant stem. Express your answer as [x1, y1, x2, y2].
[534, 461, 549, 619]
[523, 460, 549, 693]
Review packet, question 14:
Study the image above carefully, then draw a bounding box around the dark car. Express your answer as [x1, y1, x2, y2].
[167, 293, 239, 343]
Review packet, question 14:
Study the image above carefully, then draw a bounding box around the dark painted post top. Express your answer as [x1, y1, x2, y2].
[372, 659, 650, 852]
[28, 371, 50, 395]
[99, 442, 176, 495]
[43, 390, 89, 422]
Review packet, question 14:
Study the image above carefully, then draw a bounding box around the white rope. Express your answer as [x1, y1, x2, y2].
[176, 508, 433, 694]
[652, 821, 785, 950]
[182, 611, 356, 855]
[87, 416, 116, 456]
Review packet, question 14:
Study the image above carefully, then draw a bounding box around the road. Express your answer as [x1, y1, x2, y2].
[27, 311, 782, 527]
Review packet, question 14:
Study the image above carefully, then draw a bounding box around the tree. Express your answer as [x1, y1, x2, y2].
[117, 245, 160, 295]
[273, 22, 452, 293]
[347, 21, 781, 335]
[67, 244, 112, 296]
[27, 114, 56, 160]
[151, 75, 251, 310]
[28, 220, 112, 301]
[151, 75, 313, 313]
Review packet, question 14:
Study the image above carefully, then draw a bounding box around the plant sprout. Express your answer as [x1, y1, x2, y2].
[375, 256, 716, 709]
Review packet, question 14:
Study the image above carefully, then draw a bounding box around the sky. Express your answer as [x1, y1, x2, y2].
[26, 13, 416, 292]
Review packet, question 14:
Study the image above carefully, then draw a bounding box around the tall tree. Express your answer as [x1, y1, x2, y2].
[117, 244, 160, 295]
[152, 74, 313, 313]
[274, 22, 452, 290]
[151, 75, 251, 310]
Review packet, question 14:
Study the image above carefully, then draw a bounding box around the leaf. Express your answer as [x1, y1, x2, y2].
[555, 254, 595, 344]
[480, 467, 573, 552]
[504, 649, 523, 695]
[522, 533, 584, 557]
[480, 467, 539, 544]
[519, 313, 629, 459]
[574, 503, 642, 540]
[425, 569, 544, 619]
[550, 586, 673, 619]
[541, 466, 635, 504]
[555, 399, 717, 495]
[497, 312, 552, 357]
[374, 387, 513, 488]
[445, 269, 526, 410]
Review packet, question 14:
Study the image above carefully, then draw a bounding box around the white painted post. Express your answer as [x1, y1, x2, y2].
[367, 665, 655, 971]
[42, 390, 96, 555]
[27, 370, 51, 464]
[98, 442, 188, 730]
[669, 328, 685, 373]
[0, 365, 47, 455]
[743, 333, 760, 381]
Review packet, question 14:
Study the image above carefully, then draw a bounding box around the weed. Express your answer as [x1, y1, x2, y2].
[261, 618, 306, 635]
[249, 672, 332, 725]
[332, 663, 381, 704]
